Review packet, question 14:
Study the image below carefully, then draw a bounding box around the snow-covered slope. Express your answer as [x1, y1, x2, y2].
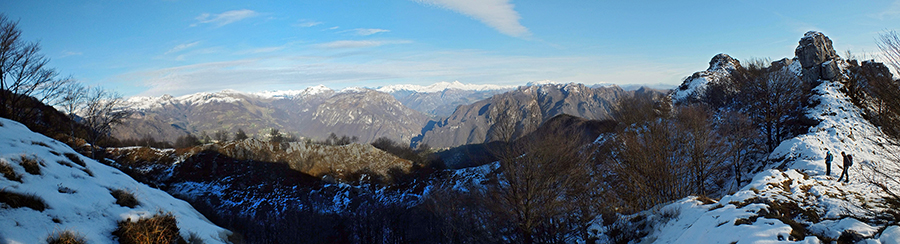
[0, 118, 230, 244]
[599, 78, 900, 243]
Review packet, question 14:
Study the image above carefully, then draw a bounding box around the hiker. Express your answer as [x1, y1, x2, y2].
[824, 149, 833, 176]
[838, 152, 853, 182]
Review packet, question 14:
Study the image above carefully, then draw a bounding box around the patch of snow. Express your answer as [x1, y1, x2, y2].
[881, 226, 900, 244]
[339, 86, 369, 93]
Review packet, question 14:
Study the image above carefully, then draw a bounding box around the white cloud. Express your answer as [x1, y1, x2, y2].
[315, 40, 411, 49]
[191, 9, 258, 27]
[872, 0, 900, 19]
[125, 50, 687, 97]
[235, 46, 286, 55]
[164, 41, 201, 55]
[295, 20, 323, 28]
[329, 26, 340, 30]
[60, 51, 83, 58]
[414, 0, 530, 38]
[353, 28, 390, 36]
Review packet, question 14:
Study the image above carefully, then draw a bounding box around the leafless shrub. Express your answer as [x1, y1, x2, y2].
[16, 155, 41, 175]
[0, 189, 46, 211]
[63, 153, 85, 167]
[46, 230, 87, 244]
[0, 161, 22, 182]
[110, 188, 139, 208]
[112, 212, 185, 244]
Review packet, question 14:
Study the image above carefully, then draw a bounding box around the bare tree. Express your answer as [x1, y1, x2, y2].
[718, 110, 762, 187]
[878, 30, 900, 75]
[58, 81, 87, 138]
[676, 104, 729, 195]
[213, 129, 229, 142]
[0, 14, 67, 120]
[487, 98, 518, 143]
[735, 63, 809, 152]
[488, 122, 600, 243]
[82, 87, 131, 159]
[234, 128, 249, 140]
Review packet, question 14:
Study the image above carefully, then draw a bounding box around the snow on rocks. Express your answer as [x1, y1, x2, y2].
[595, 78, 900, 243]
[670, 53, 741, 102]
[0, 118, 230, 244]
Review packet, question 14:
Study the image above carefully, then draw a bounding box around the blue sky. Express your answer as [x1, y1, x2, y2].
[2, 0, 899, 97]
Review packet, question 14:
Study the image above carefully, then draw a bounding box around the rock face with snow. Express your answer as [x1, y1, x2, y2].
[0, 118, 230, 244]
[305, 89, 428, 143]
[671, 53, 742, 102]
[116, 87, 427, 144]
[796, 31, 843, 82]
[378, 81, 515, 117]
[419, 83, 633, 148]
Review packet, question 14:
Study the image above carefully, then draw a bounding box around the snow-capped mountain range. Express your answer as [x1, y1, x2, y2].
[125, 81, 515, 111]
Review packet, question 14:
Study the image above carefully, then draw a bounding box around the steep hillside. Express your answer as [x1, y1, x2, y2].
[116, 87, 427, 144]
[435, 114, 618, 169]
[419, 83, 634, 148]
[0, 118, 230, 244]
[104, 139, 430, 243]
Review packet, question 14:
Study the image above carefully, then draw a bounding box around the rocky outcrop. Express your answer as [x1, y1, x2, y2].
[671, 53, 742, 102]
[795, 31, 843, 82]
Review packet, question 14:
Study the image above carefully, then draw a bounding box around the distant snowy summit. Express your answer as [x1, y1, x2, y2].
[376, 81, 516, 93]
[125, 81, 517, 109]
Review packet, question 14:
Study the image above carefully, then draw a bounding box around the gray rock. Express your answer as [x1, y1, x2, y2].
[822, 60, 841, 80]
[795, 31, 838, 69]
[708, 53, 742, 72]
[795, 31, 843, 82]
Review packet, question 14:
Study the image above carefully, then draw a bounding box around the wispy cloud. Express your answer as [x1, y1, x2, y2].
[315, 40, 411, 49]
[191, 9, 258, 27]
[125, 49, 686, 97]
[872, 0, 900, 19]
[352, 28, 390, 36]
[329, 26, 340, 30]
[165, 41, 201, 55]
[295, 20, 323, 28]
[414, 0, 530, 38]
[60, 50, 83, 58]
[235, 46, 286, 55]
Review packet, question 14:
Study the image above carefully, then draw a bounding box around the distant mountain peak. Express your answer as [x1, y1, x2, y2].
[376, 81, 516, 93]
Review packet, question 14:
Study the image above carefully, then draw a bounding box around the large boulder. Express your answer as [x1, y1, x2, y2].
[795, 31, 841, 82]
